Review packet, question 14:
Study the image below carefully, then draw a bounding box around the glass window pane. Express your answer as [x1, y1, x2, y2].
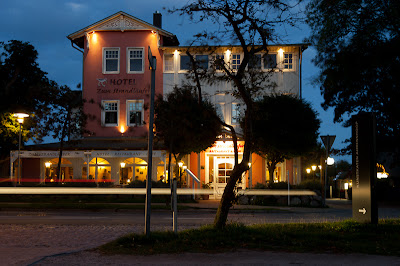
[130, 59, 142, 71]
[106, 59, 118, 71]
[180, 55, 191, 70]
[164, 54, 174, 71]
[196, 55, 209, 69]
[105, 112, 117, 124]
[263, 54, 277, 69]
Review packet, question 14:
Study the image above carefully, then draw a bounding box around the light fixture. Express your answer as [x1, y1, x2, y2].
[344, 183, 349, 190]
[306, 168, 311, 174]
[311, 165, 317, 171]
[45, 162, 52, 168]
[278, 48, 284, 54]
[120, 125, 126, 134]
[178, 161, 183, 168]
[318, 165, 322, 170]
[248, 162, 252, 168]
[14, 112, 29, 185]
[120, 162, 126, 168]
[327, 157, 335, 166]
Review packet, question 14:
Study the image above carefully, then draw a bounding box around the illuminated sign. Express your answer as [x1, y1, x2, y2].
[206, 141, 244, 154]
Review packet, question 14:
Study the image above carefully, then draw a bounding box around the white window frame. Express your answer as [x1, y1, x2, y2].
[127, 47, 144, 74]
[212, 54, 225, 71]
[179, 54, 192, 72]
[195, 54, 209, 70]
[126, 99, 144, 126]
[163, 54, 174, 73]
[248, 54, 262, 70]
[231, 102, 241, 124]
[262, 53, 278, 70]
[101, 100, 119, 127]
[102, 48, 120, 74]
[231, 54, 241, 70]
[283, 53, 294, 71]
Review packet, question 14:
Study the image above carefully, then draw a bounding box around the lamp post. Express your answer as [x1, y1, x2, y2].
[45, 162, 52, 183]
[178, 161, 183, 185]
[306, 168, 311, 179]
[311, 165, 317, 180]
[13, 113, 29, 185]
[120, 162, 126, 184]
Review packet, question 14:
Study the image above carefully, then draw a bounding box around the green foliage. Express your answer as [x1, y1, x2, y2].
[252, 95, 321, 176]
[99, 220, 400, 256]
[297, 179, 322, 191]
[306, 0, 400, 151]
[154, 87, 221, 158]
[0, 40, 57, 156]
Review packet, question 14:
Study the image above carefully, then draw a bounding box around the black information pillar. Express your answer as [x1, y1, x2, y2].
[352, 112, 378, 224]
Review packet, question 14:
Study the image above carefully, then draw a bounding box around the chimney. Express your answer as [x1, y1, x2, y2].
[153, 11, 162, 28]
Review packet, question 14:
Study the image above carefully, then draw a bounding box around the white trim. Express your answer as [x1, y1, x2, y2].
[126, 99, 144, 126]
[127, 47, 145, 73]
[102, 47, 120, 74]
[101, 100, 120, 127]
[163, 53, 174, 73]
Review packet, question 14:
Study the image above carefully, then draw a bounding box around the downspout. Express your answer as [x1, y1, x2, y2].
[70, 40, 84, 99]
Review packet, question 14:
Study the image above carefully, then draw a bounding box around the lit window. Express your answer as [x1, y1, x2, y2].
[102, 101, 119, 126]
[164, 54, 174, 72]
[231, 103, 241, 124]
[284, 53, 293, 69]
[248, 54, 261, 69]
[128, 48, 144, 73]
[263, 53, 277, 69]
[127, 100, 144, 126]
[232, 54, 241, 70]
[180, 55, 191, 70]
[103, 48, 119, 74]
[195, 55, 209, 70]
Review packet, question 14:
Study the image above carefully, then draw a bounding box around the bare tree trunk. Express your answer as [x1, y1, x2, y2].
[214, 162, 248, 228]
[57, 111, 70, 183]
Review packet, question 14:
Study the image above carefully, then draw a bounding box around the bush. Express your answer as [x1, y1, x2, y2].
[297, 179, 321, 191]
[268, 181, 290, 189]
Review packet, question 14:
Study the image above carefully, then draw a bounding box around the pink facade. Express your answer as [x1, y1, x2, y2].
[83, 31, 164, 138]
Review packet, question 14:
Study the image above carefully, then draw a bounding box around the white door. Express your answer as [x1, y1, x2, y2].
[213, 157, 245, 198]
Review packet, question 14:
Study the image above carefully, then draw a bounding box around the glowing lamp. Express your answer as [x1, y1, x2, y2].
[120, 162, 126, 168]
[311, 165, 317, 171]
[327, 157, 335, 165]
[45, 162, 52, 168]
[306, 168, 311, 174]
[178, 162, 183, 168]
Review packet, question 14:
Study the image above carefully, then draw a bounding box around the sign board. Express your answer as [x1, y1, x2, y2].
[352, 113, 378, 224]
[148, 46, 156, 70]
[320, 135, 336, 152]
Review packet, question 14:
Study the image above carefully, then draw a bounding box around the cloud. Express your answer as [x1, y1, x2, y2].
[65, 2, 87, 12]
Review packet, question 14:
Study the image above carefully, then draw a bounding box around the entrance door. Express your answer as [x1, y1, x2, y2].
[213, 156, 247, 197]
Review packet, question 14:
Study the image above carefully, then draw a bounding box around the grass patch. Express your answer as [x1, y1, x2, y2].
[98, 219, 400, 256]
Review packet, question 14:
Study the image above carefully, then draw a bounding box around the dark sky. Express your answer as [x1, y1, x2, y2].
[0, 0, 350, 162]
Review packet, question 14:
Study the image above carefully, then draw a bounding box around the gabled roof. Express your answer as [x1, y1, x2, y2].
[67, 11, 178, 48]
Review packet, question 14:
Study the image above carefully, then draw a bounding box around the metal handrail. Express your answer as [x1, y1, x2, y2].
[185, 168, 200, 199]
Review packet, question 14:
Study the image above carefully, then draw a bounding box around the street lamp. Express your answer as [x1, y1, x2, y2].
[13, 113, 29, 185]
[178, 161, 183, 185]
[311, 165, 317, 180]
[120, 162, 126, 184]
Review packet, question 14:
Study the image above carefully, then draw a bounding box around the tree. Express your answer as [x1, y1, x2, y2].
[154, 87, 221, 185]
[306, 0, 400, 153]
[43, 85, 90, 183]
[252, 95, 320, 183]
[0, 40, 56, 157]
[170, 0, 304, 228]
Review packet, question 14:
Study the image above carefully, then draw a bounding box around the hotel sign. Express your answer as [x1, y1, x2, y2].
[96, 78, 150, 94]
[206, 141, 244, 154]
[91, 150, 163, 158]
[10, 150, 165, 162]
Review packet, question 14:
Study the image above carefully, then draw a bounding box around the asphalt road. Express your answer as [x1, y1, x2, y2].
[1, 200, 400, 265]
